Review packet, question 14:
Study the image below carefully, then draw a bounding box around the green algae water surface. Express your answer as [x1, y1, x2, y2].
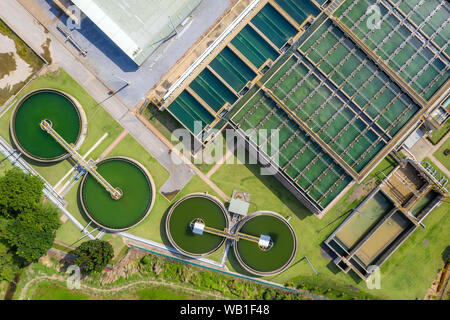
[235, 213, 296, 274]
[13, 90, 81, 160]
[80, 158, 152, 231]
[167, 195, 227, 256]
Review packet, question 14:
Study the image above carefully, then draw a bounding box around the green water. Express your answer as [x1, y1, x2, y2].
[251, 3, 297, 48]
[320, 176, 352, 208]
[275, 0, 320, 24]
[335, 0, 449, 101]
[236, 215, 295, 273]
[190, 68, 237, 112]
[81, 159, 152, 230]
[397, 0, 450, 56]
[210, 47, 256, 92]
[335, 191, 394, 250]
[353, 140, 385, 173]
[168, 196, 227, 255]
[310, 169, 339, 197]
[231, 25, 279, 68]
[169, 90, 215, 134]
[411, 191, 439, 217]
[13, 91, 81, 160]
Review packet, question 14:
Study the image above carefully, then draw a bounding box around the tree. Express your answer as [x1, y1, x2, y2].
[0, 242, 19, 281]
[4, 204, 61, 263]
[72, 240, 114, 274]
[0, 168, 43, 218]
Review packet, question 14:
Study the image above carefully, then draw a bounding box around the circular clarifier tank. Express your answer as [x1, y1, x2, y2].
[166, 193, 229, 257]
[233, 211, 297, 276]
[10, 89, 87, 162]
[80, 157, 155, 232]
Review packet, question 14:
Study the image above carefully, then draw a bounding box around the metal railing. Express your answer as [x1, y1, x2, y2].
[40, 120, 122, 200]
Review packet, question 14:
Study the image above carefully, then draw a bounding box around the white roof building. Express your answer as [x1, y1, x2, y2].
[228, 198, 250, 216]
[71, 0, 201, 65]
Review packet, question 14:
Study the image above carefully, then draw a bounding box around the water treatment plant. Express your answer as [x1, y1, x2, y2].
[11, 89, 87, 162]
[0, 0, 449, 302]
[9, 87, 156, 232]
[166, 193, 230, 257]
[166, 193, 297, 275]
[79, 156, 155, 231]
[154, 0, 449, 216]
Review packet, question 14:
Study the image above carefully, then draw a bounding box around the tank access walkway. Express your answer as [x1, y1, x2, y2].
[40, 119, 123, 200]
[191, 219, 265, 246]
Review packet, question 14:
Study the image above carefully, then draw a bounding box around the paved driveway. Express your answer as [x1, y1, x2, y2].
[0, 0, 214, 195]
[29, 0, 231, 108]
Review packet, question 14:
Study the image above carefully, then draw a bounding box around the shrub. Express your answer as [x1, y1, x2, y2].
[72, 240, 114, 274]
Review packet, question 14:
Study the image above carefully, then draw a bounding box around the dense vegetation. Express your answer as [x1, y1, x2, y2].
[71, 240, 114, 274]
[0, 168, 60, 281]
[0, 168, 43, 218]
[139, 253, 310, 300]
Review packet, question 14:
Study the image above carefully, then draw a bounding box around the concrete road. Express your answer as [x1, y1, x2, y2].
[0, 0, 196, 194]
[24, 0, 231, 108]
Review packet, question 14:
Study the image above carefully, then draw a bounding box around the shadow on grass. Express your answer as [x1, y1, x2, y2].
[315, 209, 352, 234]
[159, 205, 174, 249]
[442, 246, 450, 263]
[239, 155, 312, 220]
[71, 185, 103, 243]
[146, 103, 183, 134]
[145, 103, 202, 155]
[371, 155, 398, 183]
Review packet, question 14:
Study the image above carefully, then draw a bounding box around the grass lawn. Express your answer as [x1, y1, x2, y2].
[134, 287, 200, 300]
[27, 279, 203, 300]
[0, 159, 13, 176]
[0, 280, 8, 299]
[101, 233, 125, 259]
[428, 118, 449, 145]
[31, 281, 90, 300]
[372, 203, 449, 299]
[433, 136, 450, 171]
[195, 132, 230, 175]
[210, 152, 448, 299]
[423, 157, 449, 181]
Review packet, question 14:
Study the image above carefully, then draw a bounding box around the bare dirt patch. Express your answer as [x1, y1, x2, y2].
[0, 52, 16, 78]
[0, 20, 44, 104]
[347, 178, 376, 204]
